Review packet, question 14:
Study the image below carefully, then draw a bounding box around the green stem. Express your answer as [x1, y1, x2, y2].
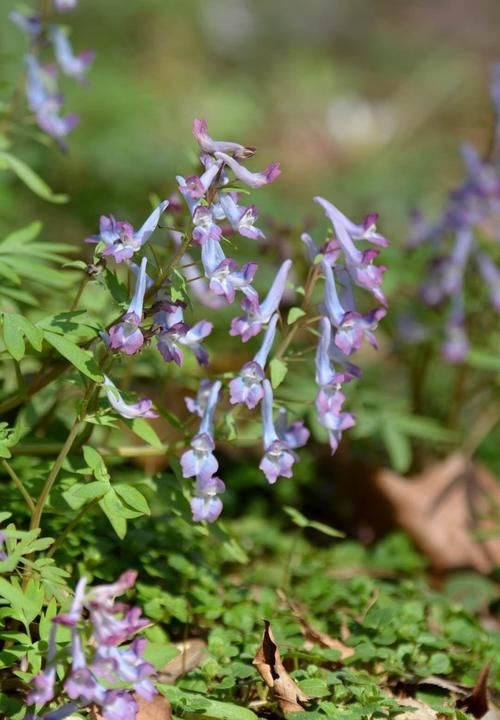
[1, 459, 35, 513]
[275, 265, 320, 360]
[12, 443, 170, 457]
[29, 383, 96, 533]
[69, 273, 90, 312]
[47, 498, 100, 558]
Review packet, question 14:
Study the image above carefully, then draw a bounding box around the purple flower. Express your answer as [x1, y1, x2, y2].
[87, 201, 168, 264]
[230, 259, 292, 341]
[275, 408, 310, 449]
[178, 159, 224, 202]
[301, 233, 341, 265]
[50, 27, 95, 83]
[156, 299, 213, 367]
[186, 379, 220, 417]
[191, 205, 222, 246]
[201, 233, 258, 304]
[100, 690, 138, 720]
[229, 313, 279, 408]
[174, 246, 225, 309]
[0, 531, 6, 561]
[215, 152, 281, 189]
[193, 118, 256, 159]
[54, 0, 78, 10]
[191, 475, 225, 523]
[314, 197, 387, 305]
[442, 296, 469, 363]
[10, 11, 42, 36]
[441, 228, 473, 296]
[181, 380, 222, 483]
[103, 376, 158, 420]
[477, 251, 500, 310]
[107, 257, 148, 355]
[259, 380, 296, 484]
[218, 193, 265, 241]
[315, 385, 356, 454]
[27, 666, 56, 705]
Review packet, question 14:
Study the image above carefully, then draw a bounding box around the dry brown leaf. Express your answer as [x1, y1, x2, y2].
[394, 697, 438, 720]
[92, 693, 172, 720]
[279, 592, 354, 660]
[459, 660, 492, 718]
[158, 638, 207, 684]
[375, 454, 500, 572]
[253, 620, 310, 714]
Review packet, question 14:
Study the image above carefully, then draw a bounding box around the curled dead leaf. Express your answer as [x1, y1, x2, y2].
[253, 620, 310, 714]
[459, 660, 492, 718]
[394, 697, 438, 720]
[158, 638, 207, 684]
[92, 693, 171, 720]
[375, 454, 500, 572]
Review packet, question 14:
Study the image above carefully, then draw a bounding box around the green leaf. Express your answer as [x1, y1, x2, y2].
[381, 424, 412, 473]
[467, 348, 500, 372]
[43, 331, 103, 382]
[2, 314, 25, 361]
[158, 685, 259, 720]
[99, 489, 127, 539]
[0, 577, 26, 609]
[298, 678, 330, 697]
[63, 480, 109, 510]
[270, 357, 288, 389]
[287, 307, 306, 325]
[115, 485, 150, 515]
[14, 316, 43, 352]
[0, 151, 67, 203]
[126, 417, 163, 449]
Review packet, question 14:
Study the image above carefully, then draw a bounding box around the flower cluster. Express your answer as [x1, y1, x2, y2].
[28, 571, 155, 720]
[407, 65, 500, 362]
[11, 0, 93, 147]
[84, 120, 388, 523]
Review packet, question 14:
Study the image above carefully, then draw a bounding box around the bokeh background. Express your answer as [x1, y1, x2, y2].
[1, 0, 500, 541]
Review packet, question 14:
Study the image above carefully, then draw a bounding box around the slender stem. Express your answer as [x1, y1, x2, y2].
[275, 265, 321, 360]
[12, 443, 170, 457]
[1, 459, 35, 513]
[463, 400, 500, 458]
[47, 498, 101, 558]
[29, 383, 97, 533]
[69, 273, 90, 312]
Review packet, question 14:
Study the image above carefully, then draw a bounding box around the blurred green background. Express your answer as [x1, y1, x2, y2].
[1, 0, 499, 241]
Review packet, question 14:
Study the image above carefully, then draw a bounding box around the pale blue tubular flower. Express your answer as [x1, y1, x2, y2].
[193, 118, 256, 159]
[322, 260, 385, 356]
[442, 294, 469, 363]
[218, 193, 265, 241]
[230, 259, 292, 341]
[88, 201, 168, 264]
[50, 26, 95, 83]
[201, 233, 258, 304]
[314, 196, 387, 305]
[215, 152, 281, 189]
[186, 379, 220, 417]
[107, 257, 148, 355]
[54, 0, 78, 10]
[181, 381, 225, 522]
[192, 205, 222, 246]
[259, 380, 296, 484]
[155, 298, 213, 367]
[229, 313, 279, 408]
[441, 227, 473, 296]
[10, 11, 42, 36]
[275, 408, 310, 449]
[103, 375, 158, 420]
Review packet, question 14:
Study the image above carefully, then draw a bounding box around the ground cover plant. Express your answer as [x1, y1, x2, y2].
[0, 1, 499, 719]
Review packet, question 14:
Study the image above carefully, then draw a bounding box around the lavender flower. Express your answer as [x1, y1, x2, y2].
[259, 380, 297, 484]
[87, 201, 168, 264]
[218, 193, 265, 241]
[193, 118, 256, 159]
[103, 375, 158, 420]
[191, 205, 222, 246]
[155, 299, 213, 367]
[229, 313, 278, 408]
[181, 381, 221, 483]
[322, 260, 385, 355]
[50, 26, 95, 83]
[275, 408, 310, 449]
[477, 251, 500, 310]
[10, 11, 42, 36]
[442, 295, 469, 363]
[215, 152, 281, 189]
[230, 259, 292, 341]
[441, 227, 473, 296]
[314, 197, 387, 306]
[178, 159, 224, 202]
[54, 0, 78, 10]
[107, 257, 148, 355]
[191, 475, 225, 523]
[201, 233, 258, 304]
[185, 379, 220, 417]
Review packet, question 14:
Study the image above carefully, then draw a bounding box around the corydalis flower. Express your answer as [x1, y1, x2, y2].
[50, 26, 95, 83]
[155, 299, 213, 367]
[181, 381, 221, 483]
[476, 251, 500, 310]
[87, 201, 168, 264]
[54, 0, 78, 10]
[193, 118, 256, 159]
[103, 375, 158, 420]
[215, 152, 281, 189]
[314, 196, 387, 306]
[259, 380, 297, 484]
[201, 233, 258, 304]
[185, 379, 220, 417]
[322, 260, 385, 356]
[275, 408, 310, 449]
[229, 313, 279, 408]
[107, 257, 148, 355]
[218, 192, 265, 241]
[230, 259, 292, 341]
[10, 11, 42, 36]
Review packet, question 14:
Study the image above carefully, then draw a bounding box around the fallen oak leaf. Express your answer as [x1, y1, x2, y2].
[157, 638, 207, 684]
[92, 693, 172, 720]
[253, 620, 310, 714]
[375, 454, 500, 572]
[277, 590, 354, 660]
